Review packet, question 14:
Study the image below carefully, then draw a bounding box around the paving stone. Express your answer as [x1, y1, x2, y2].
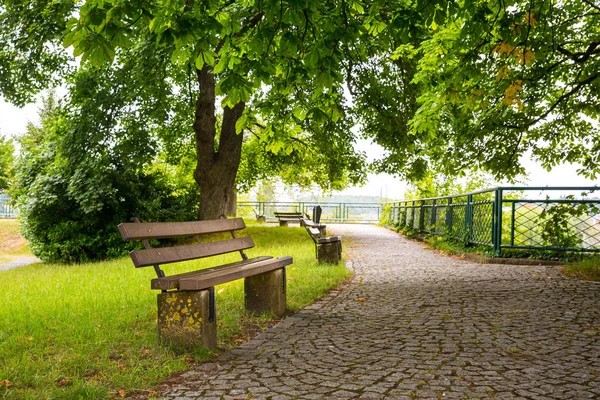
[154, 225, 600, 399]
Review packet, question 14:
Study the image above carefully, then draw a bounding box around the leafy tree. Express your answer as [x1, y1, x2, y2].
[0, 133, 14, 192]
[11, 92, 198, 263]
[3, 0, 398, 220]
[407, 0, 600, 181]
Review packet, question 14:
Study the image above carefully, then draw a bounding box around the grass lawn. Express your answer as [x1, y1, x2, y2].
[0, 223, 351, 399]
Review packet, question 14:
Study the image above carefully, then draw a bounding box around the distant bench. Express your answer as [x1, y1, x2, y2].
[302, 218, 342, 264]
[274, 211, 304, 226]
[118, 217, 293, 349]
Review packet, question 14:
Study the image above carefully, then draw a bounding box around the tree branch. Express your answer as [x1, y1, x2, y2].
[214, 12, 264, 54]
[500, 70, 600, 129]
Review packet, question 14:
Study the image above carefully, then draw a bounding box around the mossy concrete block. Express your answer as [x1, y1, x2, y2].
[244, 268, 286, 316]
[157, 290, 216, 349]
[318, 242, 342, 264]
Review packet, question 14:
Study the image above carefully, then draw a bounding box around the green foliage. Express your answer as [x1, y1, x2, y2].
[403, 171, 493, 199]
[11, 92, 198, 263]
[407, 0, 600, 181]
[0, 223, 350, 398]
[563, 257, 600, 281]
[537, 199, 597, 249]
[0, 133, 14, 192]
[0, 0, 73, 106]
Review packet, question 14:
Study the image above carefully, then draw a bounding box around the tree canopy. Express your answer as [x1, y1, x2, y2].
[2, 0, 599, 212]
[406, 0, 600, 180]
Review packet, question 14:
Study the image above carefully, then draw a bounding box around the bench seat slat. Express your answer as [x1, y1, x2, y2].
[119, 218, 246, 240]
[177, 256, 294, 291]
[151, 256, 273, 290]
[317, 236, 341, 244]
[274, 212, 303, 217]
[130, 236, 255, 268]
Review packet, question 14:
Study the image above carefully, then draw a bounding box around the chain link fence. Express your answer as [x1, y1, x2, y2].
[384, 187, 600, 255]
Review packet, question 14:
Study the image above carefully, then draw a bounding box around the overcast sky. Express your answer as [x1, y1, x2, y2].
[1, 96, 597, 201]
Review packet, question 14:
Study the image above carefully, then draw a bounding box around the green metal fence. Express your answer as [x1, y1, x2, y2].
[237, 201, 382, 223]
[0, 194, 17, 219]
[384, 187, 600, 256]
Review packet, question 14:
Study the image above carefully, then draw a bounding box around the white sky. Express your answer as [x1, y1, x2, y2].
[1, 96, 598, 201]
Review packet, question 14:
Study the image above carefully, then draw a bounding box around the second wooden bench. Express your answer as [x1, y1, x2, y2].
[274, 211, 304, 226]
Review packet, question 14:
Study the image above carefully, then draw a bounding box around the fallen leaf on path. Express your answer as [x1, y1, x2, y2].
[357, 297, 366, 302]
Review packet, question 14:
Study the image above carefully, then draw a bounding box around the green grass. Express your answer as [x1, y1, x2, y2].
[562, 257, 600, 281]
[0, 224, 351, 399]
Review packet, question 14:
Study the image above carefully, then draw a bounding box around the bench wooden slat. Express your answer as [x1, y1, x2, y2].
[130, 236, 255, 268]
[118, 218, 246, 240]
[178, 256, 294, 291]
[317, 235, 341, 244]
[151, 256, 273, 290]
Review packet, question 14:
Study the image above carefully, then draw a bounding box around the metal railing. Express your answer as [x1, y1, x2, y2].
[237, 201, 382, 223]
[383, 187, 600, 255]
[0, 194, 17, 218]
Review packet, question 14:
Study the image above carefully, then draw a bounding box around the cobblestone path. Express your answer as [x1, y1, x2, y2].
[159, 224, 600, 399]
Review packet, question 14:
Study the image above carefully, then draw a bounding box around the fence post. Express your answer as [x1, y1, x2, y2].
[431, 199, 437, 233]
[494, 188, 503, 257]
[466, 194, 473, 244]
[419, 200, 425, 232]
[510, 201, 516, 247]
[446, 197, 453, 236]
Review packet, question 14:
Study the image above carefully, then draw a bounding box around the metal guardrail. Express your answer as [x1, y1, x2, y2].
[383, 187, 600, 256]
[0, 194, 17, 218]
[237, 201, 382, 223]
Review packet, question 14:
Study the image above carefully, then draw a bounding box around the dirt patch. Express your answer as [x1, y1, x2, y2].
[0, 219, 31, 256]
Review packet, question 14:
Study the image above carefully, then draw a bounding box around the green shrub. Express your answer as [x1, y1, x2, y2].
[11, 93, 198, 264]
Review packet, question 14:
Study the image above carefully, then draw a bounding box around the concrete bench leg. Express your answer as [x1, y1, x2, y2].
[317, 241, 342, 264]
[244, 268, 286, 316]
[279, 221, 288, 227]
[157, 289, 217, 350]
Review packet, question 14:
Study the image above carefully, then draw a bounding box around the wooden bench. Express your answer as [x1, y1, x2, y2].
[274, 211, 304, 226]
[301, 217, 327, 236]
[118, 217, 293, 349]
[303, 222, 342, 264]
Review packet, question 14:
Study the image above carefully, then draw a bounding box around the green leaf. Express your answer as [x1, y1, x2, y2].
[235, 114, 248, 134]
[292, 106, 307, 120]
[213, 55, 230, 74]
[195, 53, 205, 70]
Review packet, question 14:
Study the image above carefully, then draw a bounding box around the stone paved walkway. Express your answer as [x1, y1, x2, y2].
[159, 224, 600, 399]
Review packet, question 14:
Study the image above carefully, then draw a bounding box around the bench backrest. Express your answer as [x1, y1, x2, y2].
[274, 211, 303, 218]
[312, 206, 322, 223]
[118, 218, 253, 272]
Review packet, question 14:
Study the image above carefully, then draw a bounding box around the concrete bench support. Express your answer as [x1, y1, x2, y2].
[279, 220, 289, 227]
[245, 268, 286, 316]
[157, 289, 217, 349]
[317, 241, 342, 264]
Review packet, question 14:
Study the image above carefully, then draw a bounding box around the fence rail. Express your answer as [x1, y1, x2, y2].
[237, 201, 382, 223]
[383, 187, 600, 256]
[0, 194, 17, 218]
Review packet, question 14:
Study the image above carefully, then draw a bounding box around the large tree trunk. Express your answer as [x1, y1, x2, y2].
[193, 66, 245, 220]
